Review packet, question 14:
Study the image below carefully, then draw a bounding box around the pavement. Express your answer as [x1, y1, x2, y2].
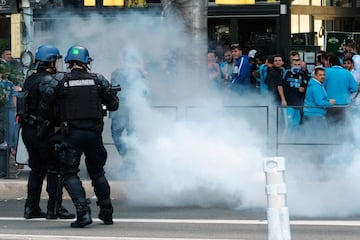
[0, 121, 127, 200]
[0, 168, 127, 200]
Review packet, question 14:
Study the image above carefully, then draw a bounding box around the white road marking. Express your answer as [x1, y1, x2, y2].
[0, 217, 359, 226]
[0, 235, 243, 240]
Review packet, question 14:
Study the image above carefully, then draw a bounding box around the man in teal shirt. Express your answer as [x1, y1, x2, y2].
[324, 54, 358, 123]
[304, 66, 335, 118]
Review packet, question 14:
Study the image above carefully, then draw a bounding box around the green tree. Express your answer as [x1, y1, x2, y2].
[0, 39, 10, 52]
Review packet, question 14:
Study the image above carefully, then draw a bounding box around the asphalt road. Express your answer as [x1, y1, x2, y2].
[1, 199, 360, 240]
[6, 109, 360, 239]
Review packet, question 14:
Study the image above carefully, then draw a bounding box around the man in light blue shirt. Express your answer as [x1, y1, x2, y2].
[324, 54, 358, 123]
[304, 67, 336, 118]
[303, 67, 336, 138]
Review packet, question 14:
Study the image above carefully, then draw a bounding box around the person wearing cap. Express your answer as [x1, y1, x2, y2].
[39, 45, 119, 228]
[21, 45, 75, 220]
[248, 49, 265, 93]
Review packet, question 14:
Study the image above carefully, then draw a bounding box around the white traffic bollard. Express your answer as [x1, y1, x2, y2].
[263, 157, 291, 240]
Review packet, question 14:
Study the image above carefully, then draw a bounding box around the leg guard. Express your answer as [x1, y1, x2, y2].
[24, 169, 46, 219]
[46, 170, 58, 198]
[46, 170, 58, 219]
[63, 174, 86, 204]
[92, 175, 110, 202]
[97, 199, 113, 225]
[59, 145, 85, 204]
[55, 174, 75, 219]
[92, 176, 113, 224]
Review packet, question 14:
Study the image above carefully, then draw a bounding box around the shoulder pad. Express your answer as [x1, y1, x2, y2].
[54, 72, 65, 81]
[41, 74, 55, 84]
[95, 73, 110, 86]
[39, 73, 60, 93]
[95, 73, 107, 81]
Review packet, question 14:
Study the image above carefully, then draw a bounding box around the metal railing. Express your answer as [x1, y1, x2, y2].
[185, 105, 270, 140]
[14, 103, 355, 168]
[275, 104, 350, 155]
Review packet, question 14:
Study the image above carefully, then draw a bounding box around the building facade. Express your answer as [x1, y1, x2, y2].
[0, 0, 360, 59]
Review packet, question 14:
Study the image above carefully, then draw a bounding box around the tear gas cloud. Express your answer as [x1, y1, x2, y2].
[33, 9, 360, 216]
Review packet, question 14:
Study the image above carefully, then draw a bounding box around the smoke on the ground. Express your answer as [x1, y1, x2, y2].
[32, 9, 360, 216]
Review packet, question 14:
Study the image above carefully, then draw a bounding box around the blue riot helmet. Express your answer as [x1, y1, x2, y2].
[35, 45, 62, 62]
[34, 45, 62, 72]
[64, 45, 93, 65]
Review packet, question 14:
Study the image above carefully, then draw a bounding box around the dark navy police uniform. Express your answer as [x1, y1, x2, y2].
[40, 68, 119, 227]
[21, 70, 74, 220]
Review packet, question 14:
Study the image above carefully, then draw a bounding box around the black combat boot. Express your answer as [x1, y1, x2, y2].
[24, 171, 46, 219]
[97, 199, 113, 225]
[70, 203, 92, 228]
[47, 204, 75, 219]
[46, 196, 75, 219]
[47, 172, 76, 219]
[24, 199, 46, 219]
[55, 189, 75, 219]
[46, 197, 57, 219]
[57, 206, 75, 219]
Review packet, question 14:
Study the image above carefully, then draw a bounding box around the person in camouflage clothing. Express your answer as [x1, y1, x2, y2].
[0, 49, 24, 86]
[0, 62, 19, 149]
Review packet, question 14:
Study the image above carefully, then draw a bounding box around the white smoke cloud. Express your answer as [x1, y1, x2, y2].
[32, 9, 360, 216]
[125, 103, 267, 208]
[285, 114, 360, 217]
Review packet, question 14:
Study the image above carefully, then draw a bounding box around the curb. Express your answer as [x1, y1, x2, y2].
[0, 179, 126, 200]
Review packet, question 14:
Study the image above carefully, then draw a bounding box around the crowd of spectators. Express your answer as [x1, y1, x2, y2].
[209, 40, 360, 137]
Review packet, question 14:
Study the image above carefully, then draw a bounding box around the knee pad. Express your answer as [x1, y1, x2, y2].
[92, 176, 110, 202]
[91, 175, 107, 186]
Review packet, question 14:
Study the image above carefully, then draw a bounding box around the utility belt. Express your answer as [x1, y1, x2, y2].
[21, 114, 39, 126]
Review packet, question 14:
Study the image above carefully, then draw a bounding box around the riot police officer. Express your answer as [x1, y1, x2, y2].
[40, 45, 119, 228]
[21, 45, 74, 220]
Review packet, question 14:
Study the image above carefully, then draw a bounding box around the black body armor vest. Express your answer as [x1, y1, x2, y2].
[58, 73, 103, 122]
